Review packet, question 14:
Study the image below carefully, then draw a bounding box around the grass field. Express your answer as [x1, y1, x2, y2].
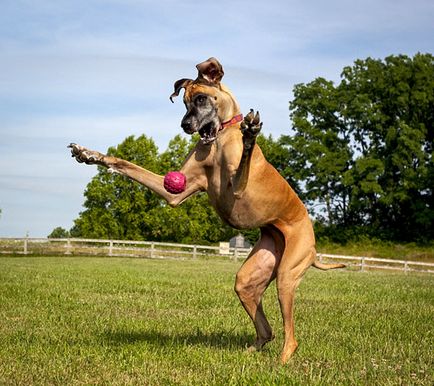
[0, 256, 433, 385]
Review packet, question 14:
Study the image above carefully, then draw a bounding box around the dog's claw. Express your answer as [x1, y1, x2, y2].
[253, 111, 260, 126]
[244, 109, 255, 123]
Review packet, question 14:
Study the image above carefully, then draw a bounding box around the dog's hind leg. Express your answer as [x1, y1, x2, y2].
[233, 109, 262, 198]
[274, 219, 316, 364]
[234, 226, 284, 351]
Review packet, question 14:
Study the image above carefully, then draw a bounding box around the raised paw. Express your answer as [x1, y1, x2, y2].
[240, 109, 262, 150]
[68, 143, 104, 165]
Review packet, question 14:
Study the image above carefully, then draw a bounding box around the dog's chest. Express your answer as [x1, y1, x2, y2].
[216, 200, 261, 229]
[207, 185, 261, 229]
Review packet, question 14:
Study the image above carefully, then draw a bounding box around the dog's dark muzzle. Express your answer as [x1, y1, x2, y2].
[181, 118, 195, 134]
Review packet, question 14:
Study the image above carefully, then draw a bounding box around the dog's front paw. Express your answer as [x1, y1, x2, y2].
[68, 143, 104, 165]
[240, 109, 262, 150]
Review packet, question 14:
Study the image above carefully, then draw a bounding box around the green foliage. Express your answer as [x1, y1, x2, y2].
[288, 53, 434, 242]
[47, 227, 70, 239]
[69, 134, 235, 243]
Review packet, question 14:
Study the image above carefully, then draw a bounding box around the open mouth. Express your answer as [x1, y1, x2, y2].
[198, 122, 219, 144]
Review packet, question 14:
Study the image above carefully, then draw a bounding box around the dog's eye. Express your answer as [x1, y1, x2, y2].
[195, 95, 207, 105]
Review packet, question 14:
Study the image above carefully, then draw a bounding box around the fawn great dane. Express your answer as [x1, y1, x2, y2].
[69, 57, 344, 363]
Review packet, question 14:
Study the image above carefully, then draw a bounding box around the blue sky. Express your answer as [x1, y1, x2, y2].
[0, 0, 433, 237]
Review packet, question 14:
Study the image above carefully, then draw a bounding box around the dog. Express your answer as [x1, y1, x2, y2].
[68, 57, 344, 364]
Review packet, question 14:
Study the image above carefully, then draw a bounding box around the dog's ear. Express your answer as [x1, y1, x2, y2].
[170, 78, 193, 103]
[196, 57, 224, 85]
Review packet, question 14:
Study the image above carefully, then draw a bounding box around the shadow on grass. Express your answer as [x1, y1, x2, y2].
[101, 328, 254, 350]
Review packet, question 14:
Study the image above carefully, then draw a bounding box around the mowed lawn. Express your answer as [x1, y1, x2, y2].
[0, 257, 432, 385]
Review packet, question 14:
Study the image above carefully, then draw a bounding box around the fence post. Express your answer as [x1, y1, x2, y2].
[23, 235, 28, 255]
[193, 245, 197, 259]
[360, 256, 365, 272]
[233, 246, 238, 262]
[108, 240, 113, 257]
[150, 242, 155, 258]
[65, 238, 72, 255]
[404, 261, 409, 274]
[319, 253, 323, 263]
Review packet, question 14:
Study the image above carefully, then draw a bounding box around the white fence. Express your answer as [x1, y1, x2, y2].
[0, 237, 251, 262]
[1, 237, 433, 275]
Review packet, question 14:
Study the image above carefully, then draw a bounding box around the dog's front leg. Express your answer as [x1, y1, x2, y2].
[68, 143, 205, 207]
[233, 110, 262, 198]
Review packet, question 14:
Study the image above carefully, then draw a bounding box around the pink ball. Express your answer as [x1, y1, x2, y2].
[163, 171, 187, 194]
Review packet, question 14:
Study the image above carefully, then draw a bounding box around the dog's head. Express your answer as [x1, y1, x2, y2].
[170, 58, 241, 144]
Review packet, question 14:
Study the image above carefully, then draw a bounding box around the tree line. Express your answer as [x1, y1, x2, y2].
[50, 53, 434, 244]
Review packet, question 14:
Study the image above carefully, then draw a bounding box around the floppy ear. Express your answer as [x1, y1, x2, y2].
[170, 78, 193, 103]
[196, 57, 224, 85]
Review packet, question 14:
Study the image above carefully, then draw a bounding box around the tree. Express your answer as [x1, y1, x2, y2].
[287, 78, 353, 226]
[48, 227, 70, 239]
[339, 54, 434, 240]
[288, 53, 434, 242]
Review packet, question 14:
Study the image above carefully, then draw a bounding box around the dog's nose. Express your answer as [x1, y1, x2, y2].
[181, 120, 192, 133]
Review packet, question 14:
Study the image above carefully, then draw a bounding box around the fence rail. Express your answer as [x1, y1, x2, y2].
[1, 237, 433, 275]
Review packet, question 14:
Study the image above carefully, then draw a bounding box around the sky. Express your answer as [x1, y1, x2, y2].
[0, 0, 433, 238]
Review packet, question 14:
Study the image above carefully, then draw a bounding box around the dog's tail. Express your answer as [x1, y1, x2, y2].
[312, 259, 346, 271]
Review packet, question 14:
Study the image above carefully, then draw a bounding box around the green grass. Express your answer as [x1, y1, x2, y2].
[0, 256, 433, 385]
